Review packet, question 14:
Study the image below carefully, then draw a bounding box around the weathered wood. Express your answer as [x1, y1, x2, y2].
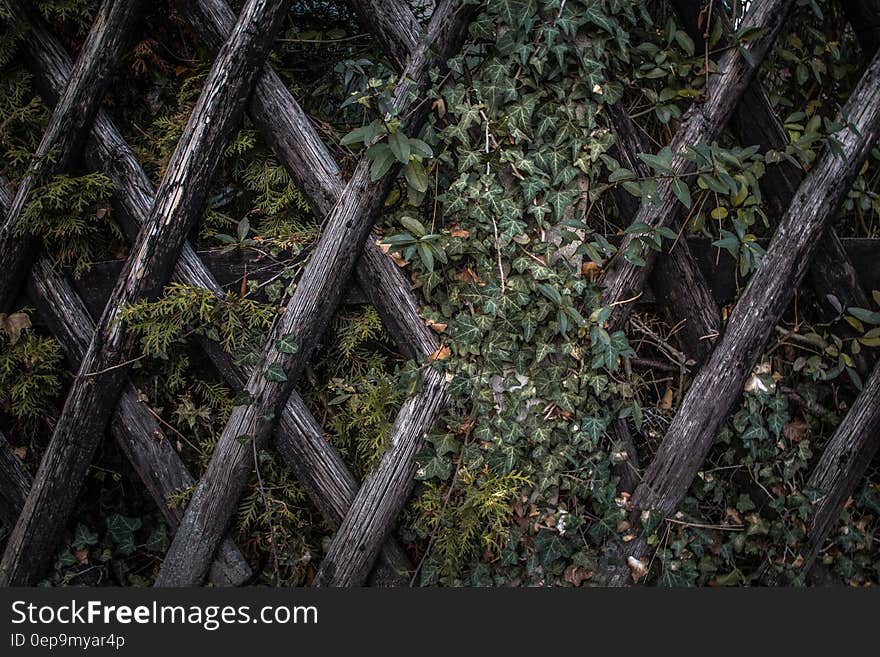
[156, 0, 471, 587]
[69, 238, 880, 318]
[604, 50, 880, 586]
[0, 0, 145, 312]
[0, 178, 251, 585]
[796, 361, 880, 577]
[600, 0, 795, 332]
[0, 430, 29, 530]
[346, 0, 420, 69]
[314, 366, 448, 586]
[672, 0, 876, 374]
[29, 258, 252, 587]
[0, 0, 290, 586]
[606, 103, 721, 365]
[843, 0, 880, 53]
[16, 10, 412, 585]
[180, 0, 440, 361]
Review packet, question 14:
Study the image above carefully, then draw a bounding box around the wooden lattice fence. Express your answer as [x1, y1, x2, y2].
[0, 0, 879, 587]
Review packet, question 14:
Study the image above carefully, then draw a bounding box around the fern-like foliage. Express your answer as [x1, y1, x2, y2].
[410, 469, 531, 584]
[16, 172, 121, 276]
[0, 311, 63, 433]
[120, 283, 275, 358]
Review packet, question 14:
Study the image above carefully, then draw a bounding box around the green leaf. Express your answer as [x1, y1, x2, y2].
[609, 167, 635, 182]
[408, 137, 433, 159]
[276, 334, 299, 354]
[367, 143, 395, 181]
[404, 159, 429, 193]
[537, 283, 562, 305]
[671, 178, 691, 208]
[848, 307, 880, 325]
[106, 514, 142, 556]
[265, 363, 288, 382]
[418, 242, 435, 271]
[400, 215, 427, 237]
[340, 125, 368, 146]
[389, 129, 411, 163]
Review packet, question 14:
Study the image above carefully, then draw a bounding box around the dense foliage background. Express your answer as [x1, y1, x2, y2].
[0, 0, 878, 586]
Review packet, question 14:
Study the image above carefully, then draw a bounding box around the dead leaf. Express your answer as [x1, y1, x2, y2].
[627, 556, 649, 581]
[429, 345, 451, 361]
[425, 319, 447, 333]
[450, 226, 469, 239]
[581, 261, 602, 281]
[12, 446, 26, 461]
[74, 548, 90, 566]
[0, 312, 31, 345]
[432, 97, 446, 118]
[660, 387, 674, 410]
[454, 267, 485, 286]
[783, 418, 809, 443]
[564, 565, 593, 587]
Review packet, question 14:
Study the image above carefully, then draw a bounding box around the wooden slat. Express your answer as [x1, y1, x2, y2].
[605, 50, 880, 586]
[14, 6, 412, 586]
[0, 0, 145, 312]
[672, 0, 876, 375]
[156, 0, 472, 587]
[0, 0, 291, 586]
[601, 0, 796, 331]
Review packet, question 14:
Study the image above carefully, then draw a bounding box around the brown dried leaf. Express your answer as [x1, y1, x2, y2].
[425, 319, 447, 333]
[0, 312, 31, 345]
[564, 565, 594, 587]
[74, 548, 90, 566]
[627, 556, 649, 581]
[783, 418, 809, 443]
[429, 345, 451, 361]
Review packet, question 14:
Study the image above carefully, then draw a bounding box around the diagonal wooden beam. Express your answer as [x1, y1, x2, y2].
[675, 0, 880, 585]
[0, 430, 28, 531]
[794, 360, 880, 578]
[156, 0, 472, 587]
[0, 0, 291, 586]
[14, 5, 412, 585]
[0, 179, 251, 585]
[0, 0, 145, 312]
[606, 49, 880, 586]
[600, 0, 796, 332]
[605, 104, 722, 366]
[672, 0, 876, 375]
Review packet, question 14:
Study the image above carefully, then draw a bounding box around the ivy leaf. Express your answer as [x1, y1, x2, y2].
[276, 334, 299, 354]
[265, 363, 288, 382]
[581, 416, 608, 442]
[106, 514, 142, 556]
[521, 314, 537, 342]
[535, 529, 567, 566]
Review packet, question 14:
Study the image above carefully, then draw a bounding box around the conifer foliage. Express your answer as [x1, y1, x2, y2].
[0, 0, 879, 587]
